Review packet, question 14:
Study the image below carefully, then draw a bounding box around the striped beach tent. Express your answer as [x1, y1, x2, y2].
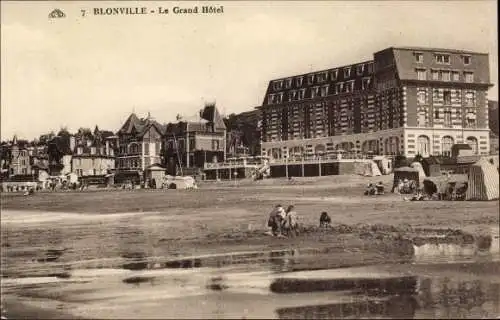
[465, 158, 499, 201]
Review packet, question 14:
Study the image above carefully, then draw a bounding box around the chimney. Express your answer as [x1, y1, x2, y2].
[69, 136, 76, 152]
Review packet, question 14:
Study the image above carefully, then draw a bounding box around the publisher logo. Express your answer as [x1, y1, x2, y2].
[48, 9, 66, 19]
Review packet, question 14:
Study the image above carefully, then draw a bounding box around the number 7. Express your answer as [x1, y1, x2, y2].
[81, 9, 86, 17]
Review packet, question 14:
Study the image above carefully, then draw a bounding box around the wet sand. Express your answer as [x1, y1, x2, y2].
[1, 176, 499, 319]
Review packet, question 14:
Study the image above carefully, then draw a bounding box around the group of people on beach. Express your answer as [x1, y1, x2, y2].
[266, 205, 334, 238]
[266, 204, 299, 238]
[364, 181, 385, 196]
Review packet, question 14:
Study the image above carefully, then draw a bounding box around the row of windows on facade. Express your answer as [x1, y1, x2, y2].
[415, 135, 478, 157]
[165, 139, 221, 151]
[268, 78, 372, 104]
[119, 143, 161, 155]
[413, 52, 472, 65]
[271, 63, 374, 92]
[117, 158, 150, 168]
[416, 69, 474, 82]
[417, 89, 476, 106]
[73, 158, 113, 166]
[75, 146, 113, 156]
[417, 110, 477, 128]
[75, 169, 107, 177]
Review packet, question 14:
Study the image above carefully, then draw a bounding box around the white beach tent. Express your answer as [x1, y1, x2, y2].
[465, 158, 499, 201]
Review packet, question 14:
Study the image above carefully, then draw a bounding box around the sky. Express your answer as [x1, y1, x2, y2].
[1, 0, 498, 140]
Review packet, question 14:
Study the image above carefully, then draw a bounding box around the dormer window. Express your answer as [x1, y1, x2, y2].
[285, 78, 292, 89]
[356, 64, 364, 76]
[267, 94, 275, 104]
[317, 72, 328, 83]
[367, 63, 374, 74]
[276, 92, 284, 103]
[362, 77, 371, 90]
[336, 82, 344, 94]
[320, 85, 329, 97]
[330, 69, 338, 80]
[344, 67, 351, 78]
[462, 55, 471, 65]
[296, 76, 304, 87]
[307, 74, 315, 85]
[435, 53, 450, 64]
[276, 80, 284, 91]
[346, 80, 355, 93]
[311, 86, 320, 99]
[414, 52, 424, 63]
[298, 88, 306, 100]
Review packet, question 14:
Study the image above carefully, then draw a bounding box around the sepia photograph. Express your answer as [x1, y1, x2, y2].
[1, 0, 499, 318]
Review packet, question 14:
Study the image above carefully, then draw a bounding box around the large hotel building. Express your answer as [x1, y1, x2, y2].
[258, 47, 492, 160]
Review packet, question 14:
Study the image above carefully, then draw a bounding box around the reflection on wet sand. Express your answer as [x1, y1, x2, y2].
[275, 277, 500, 319]
[276, 295, 418, 319]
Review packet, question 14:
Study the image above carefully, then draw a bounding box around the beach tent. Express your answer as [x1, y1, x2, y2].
[421, 156, 442, 177]
[164, 175, 196, 189]
[392, 166, 419, 192]
[410, 162, 427, 185]
[354, 161, 382, 177]
[373, 156, 392, 175]
[465, 159, 499, 201]
[423, 174, 468, 197]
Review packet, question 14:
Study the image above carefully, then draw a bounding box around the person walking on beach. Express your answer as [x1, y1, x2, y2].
[267, 204, 286, 237]
[283, 205, 299, 237]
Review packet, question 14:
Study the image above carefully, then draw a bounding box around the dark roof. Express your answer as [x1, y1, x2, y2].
[201, 104, 226, 131]
[391, 46, 488, 56]
[118, 113, 165, 137]
[423, 156, 442, 165]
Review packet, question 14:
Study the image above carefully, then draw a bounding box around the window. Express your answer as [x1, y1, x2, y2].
[177, 139, 185, 150]
[417, 111, 427, 127]
[267, 94, 275, 104]
[367, 63, 374, 74]
[431, 70, 439, 80]
[344, 67, 351, 78]
[441, 71, 450, 82]
[435, 110, 440, 119]
[320, 85, 329, 97]
[335, 82, 343, 94]
[285, 78, 292, 88]
[452, 72, 460, 81]
[462, 55, 471, 65]
[330, 70, 338, 80]
[417, 135, 430, 156]
[298, 89, 306, 99]
[417, 90, 426, 105]
[144, 143, 149, 155]
[464, 72, 474, 83]
[77, 147, 83, 155]
[356, 64, 364, 76]
[441, 136, 454, 157]
[444, 111, 452, 127]
[417, 69, 427, 80]
[318, 72, 328, 83]
[212, 140, 220, 150]
[465, 91, 475, 106]
[296, 76, 303, 87]
[307, 74, 315, 85]
[273, 80, 283, 91]
[414, 52, 424, 63]
[345, 81, 354, 93]
[276, 92, 284, 103]
[466, 112, 476, 128]
[435, 54, 451, 64]
[443, 90, 452, 105]
[311, 87, 319, 99]
[362, 78, 371, 90]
